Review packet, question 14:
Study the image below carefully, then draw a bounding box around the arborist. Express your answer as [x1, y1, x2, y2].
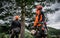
[34, 5, 45, 28]
[33, 5, 47, 38]
[10, 15, 21, 38]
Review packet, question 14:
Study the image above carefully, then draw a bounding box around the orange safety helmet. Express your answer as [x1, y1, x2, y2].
[36, 5, 43, 10]
[14, 15, 19, 20]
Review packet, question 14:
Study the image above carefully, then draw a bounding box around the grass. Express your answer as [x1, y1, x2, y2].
[0, 32, 33, 38]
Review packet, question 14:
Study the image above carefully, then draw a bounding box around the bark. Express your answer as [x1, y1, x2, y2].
[20, 12, 25, 38]
[20, 0, 26, 38]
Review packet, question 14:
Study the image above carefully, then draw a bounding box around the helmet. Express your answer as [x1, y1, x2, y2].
[14, 15, 19, 20]
[36, 5, 43, 10]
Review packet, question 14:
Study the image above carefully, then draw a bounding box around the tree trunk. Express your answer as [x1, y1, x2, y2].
[20, 12, 25, 38]
[20, 0, 26, 38]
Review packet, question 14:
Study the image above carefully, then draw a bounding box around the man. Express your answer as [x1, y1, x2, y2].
[34, 5, 47, 38]
[10, 15, 21, 38]
[34, 5, 45, 27]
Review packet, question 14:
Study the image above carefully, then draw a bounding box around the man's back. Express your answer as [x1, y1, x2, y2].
[11, 20, 21, 29]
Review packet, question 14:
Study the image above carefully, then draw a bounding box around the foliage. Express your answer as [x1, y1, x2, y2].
[25, 29, 34, 38]
[48, 27, 60, 35]
[16, 0, 34, 6]
[0, 29, 34, 38]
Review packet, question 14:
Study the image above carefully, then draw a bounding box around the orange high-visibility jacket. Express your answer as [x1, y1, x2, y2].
[34, 9, 43, 27]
